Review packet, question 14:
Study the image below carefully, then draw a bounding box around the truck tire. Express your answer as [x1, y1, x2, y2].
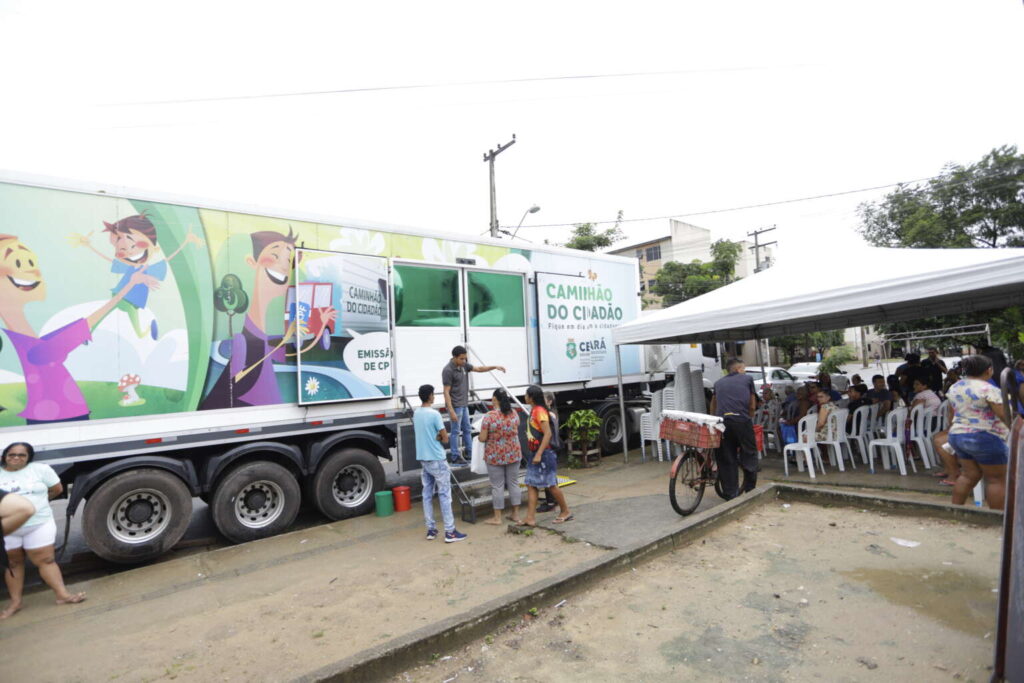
[311, 448, 385, 520]
[210, 461, 301, 544]
[82, 468, 193, 564]
[598, 404, 629, 455]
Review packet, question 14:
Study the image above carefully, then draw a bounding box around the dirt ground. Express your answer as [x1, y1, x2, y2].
[395, 502, 1002, 683]
[0, 504, 604, 683]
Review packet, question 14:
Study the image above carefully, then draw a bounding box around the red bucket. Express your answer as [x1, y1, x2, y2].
[753, 424, 764, 452]
[392, 485, 412, 512]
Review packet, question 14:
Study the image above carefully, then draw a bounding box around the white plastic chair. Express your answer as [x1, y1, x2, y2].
[937, 399, 951, 432]
[639, 412, 663, 462]
[764, 401, 782, 453]
[868, 407, 910, 475]
[816, 410, 849, 472]
[662, 388, 676, 412]
[868, 403, 881, 437]
[908, 405, 935, 469]
[832, 408, 856, 470]
[848, 405, 873, 465]
[782, 413, 825, 478]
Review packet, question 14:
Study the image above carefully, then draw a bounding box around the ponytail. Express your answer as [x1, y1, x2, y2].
[493, 389, 513, 416]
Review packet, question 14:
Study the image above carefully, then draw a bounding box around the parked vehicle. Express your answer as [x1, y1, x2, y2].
[0, 172, 650, 563]
[744, 366, 798, 393]
[787, 362, 850, 391]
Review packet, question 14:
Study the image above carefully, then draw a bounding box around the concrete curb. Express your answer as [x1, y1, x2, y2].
[292, 483, 1002, 682]
[774, 483, 1004, 525]
[294, 486, 776, 683]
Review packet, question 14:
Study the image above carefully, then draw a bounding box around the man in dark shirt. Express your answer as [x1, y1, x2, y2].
[922, 348, 946, 393]
[709, 358, 758, 500]
[845, 383, 871, 432]
[441, 345, 505, 465]
[865, 375, 892, 416]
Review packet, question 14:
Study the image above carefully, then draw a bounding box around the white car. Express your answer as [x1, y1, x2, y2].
[787, 362, 850, 391]
[743, 366, 798, 394]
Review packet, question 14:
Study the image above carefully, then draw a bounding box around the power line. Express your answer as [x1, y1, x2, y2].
[107, 64, 811, 106]
[508, 176, 944, 229]
[512, 168, 1023, 230]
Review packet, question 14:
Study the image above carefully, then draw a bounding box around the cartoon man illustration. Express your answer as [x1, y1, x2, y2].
[0, 234, 152, 424]
[70, 214, 203, 339]
[200, 228, 336, 409]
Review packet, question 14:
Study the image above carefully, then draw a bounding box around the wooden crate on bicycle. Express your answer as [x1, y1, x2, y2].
[659, 418, 722, 449]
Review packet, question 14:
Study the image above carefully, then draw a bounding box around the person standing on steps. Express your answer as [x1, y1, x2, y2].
[413, 385, 467, 543]
[709, 358, 758, 500]
[442, 345, 506, 466]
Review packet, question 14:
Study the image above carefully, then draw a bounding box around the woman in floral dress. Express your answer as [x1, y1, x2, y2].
[478, 389, 522, 525]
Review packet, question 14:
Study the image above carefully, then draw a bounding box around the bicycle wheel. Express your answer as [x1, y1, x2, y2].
[669, 450, 706, 516]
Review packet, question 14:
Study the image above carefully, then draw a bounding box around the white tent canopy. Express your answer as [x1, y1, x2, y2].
[613, 247, 1024, 346]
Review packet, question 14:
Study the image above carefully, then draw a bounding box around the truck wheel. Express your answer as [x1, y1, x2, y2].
[311, 448, 385, 520]
[82, 469, 192, 564]
[598, 404, 628, 455]
[210, 461, 301, 544]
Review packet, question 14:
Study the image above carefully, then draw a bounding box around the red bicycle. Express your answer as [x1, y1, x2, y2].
[668, 442, 728, 515]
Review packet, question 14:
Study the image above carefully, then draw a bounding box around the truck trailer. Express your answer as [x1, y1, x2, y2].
[0, 172, 647, 563]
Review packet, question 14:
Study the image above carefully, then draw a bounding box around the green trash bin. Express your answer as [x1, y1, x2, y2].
[374, 490, 394, 517]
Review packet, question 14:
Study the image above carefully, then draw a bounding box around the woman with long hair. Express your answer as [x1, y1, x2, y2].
[1, 442, 86, 619]
[521, 386, 571, 526]
[478, 389, 522, 525]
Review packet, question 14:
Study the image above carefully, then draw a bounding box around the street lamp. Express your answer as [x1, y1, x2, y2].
[511, 205, 540, 239]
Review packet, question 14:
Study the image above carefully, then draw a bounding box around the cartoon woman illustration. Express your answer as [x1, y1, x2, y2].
[200, 228, 336, 409]
[0, 234, 152, 424]
[70, 214, 203, 339]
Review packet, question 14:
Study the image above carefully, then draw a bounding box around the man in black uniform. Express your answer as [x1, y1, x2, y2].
[709, 358, 758, 500]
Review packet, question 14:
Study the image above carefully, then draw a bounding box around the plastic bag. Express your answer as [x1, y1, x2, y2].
[470, 437, 488, 475]
[780, 423, 798, 445]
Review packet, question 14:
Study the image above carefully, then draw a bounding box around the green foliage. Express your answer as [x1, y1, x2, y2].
[565, 409, 601, 448]
[563, 210, 625, 251]
[768, 335, 804, 365]
[818, 345, 857, 374]
[857, 145, 1024, 359]
[650, 238, 743, 306]
[858, 145, 1024, 249]
[807, 331, 844, 357]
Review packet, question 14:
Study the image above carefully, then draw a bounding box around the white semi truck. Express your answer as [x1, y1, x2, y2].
[0, 171, 649, 563]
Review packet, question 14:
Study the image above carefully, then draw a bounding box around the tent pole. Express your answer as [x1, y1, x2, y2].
[616, 345, 629, 464]
[756, 336, 767, 389]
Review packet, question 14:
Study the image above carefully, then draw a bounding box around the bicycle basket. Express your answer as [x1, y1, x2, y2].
[659, 418, 722, 448]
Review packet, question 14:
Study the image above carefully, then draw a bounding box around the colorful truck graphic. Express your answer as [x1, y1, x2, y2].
[0, 173, 644, 563]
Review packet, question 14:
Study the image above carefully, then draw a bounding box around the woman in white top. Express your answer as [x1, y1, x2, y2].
[1, 442, 86, 619]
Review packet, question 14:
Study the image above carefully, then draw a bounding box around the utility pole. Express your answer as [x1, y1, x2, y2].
[747, 225, 777, 273]
[483, 134, 516, 238]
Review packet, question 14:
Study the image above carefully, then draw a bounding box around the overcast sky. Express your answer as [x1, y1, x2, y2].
[1, 1, 1021, 261]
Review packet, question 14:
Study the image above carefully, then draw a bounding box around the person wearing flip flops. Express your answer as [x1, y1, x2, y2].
[1, 442, 86, 619]
[413, 385, 468, 543]
[520, 386, 572, 527]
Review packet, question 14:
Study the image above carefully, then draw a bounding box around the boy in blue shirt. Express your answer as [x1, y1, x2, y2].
[414, 384, 467, 543]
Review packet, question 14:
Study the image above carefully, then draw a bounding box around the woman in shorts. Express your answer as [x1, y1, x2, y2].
[520, 386, 572, 527]
[0, 442, 85, 619]
[946, 355, 1009, 510]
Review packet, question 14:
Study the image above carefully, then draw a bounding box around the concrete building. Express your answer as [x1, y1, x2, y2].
[608, 220, 776, 368]
[609, 219, 773, 310]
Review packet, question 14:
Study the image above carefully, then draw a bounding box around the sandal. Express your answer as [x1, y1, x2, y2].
[553, 514, 574, 524]
[939, 479, 957, 486]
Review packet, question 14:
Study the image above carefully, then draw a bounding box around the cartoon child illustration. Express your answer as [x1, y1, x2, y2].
[200, 228, 336, 409]
[0, 234, 153, 424]
[70, 214, 203, 339]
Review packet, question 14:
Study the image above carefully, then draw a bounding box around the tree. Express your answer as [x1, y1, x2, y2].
[768, 335, 803, 365]
[819, 345, 857, 375]
[807, 330, 844, 360]
[650, 238, 742, 307]
[213, 274, 249, 337]
[563, 210, 625, 252]
[858, 145, 1024, 248]
[857, 145, 1024, 358]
